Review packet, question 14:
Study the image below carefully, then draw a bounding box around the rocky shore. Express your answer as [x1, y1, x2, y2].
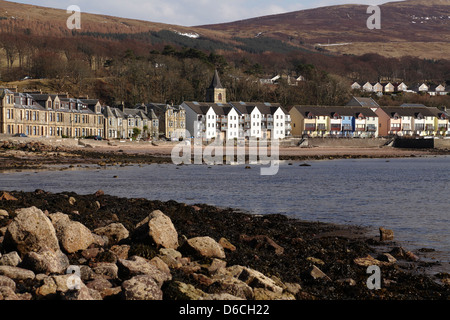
[0, 190, 448, 301]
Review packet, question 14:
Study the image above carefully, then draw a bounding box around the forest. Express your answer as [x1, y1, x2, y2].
[0, 20, 449, 109]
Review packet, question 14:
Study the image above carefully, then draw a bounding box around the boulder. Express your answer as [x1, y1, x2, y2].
[240, 235, 284, 255]
[135, 210, 179, 249]
[22, 249, 69, 274]
[234, 267, 283, 294]
[4, 207, 60, 255]
[50, 213, 95, 253]
[219, 238, 236, 252]
[0, 192, 17, 201]
[0, 275, 16, 291]
[0, 286, 19, 300]
[117, 256, 171, 286]
[209, 277, 253, 300]
[0, 209, 9, 219]
[92, 262, 119, 279]
[0, 251, 22, 267]
[0, 266, 35, 281]
[164, 281, 208, 300]
[94, 223, 129, 245]
[182, 237, 226, 259]
[122, 275, 163, 300]
[379, 227, 394, 241]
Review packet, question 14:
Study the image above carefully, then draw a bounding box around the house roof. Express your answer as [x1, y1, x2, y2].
[347, 97, 380, 108]
[292, 105, 378, 118]
[379, 106, 436, 118]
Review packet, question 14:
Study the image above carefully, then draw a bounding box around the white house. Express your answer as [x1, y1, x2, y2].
[383, 82, 395, 93]
[362, 82, 373, 92]
[351, 82, 361, 90]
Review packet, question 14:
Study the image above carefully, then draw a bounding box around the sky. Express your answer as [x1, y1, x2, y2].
[11, 0, 394, 26]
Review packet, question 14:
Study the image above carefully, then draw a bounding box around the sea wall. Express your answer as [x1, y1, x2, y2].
[306, 138, 387, 148]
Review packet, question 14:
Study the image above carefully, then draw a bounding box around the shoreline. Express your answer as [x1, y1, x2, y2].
[0, 190, 449, 300]
[1, 139, 449, 172]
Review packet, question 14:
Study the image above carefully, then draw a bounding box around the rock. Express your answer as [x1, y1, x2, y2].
[379, 227, 394, 241]
[354, 255, 388, 267]
[68, 197, 77, 206]
[0, 251, 22, 267]
[92, 262, 119, 279]
[122, 275, 163, 300]
[207, 259, 227, 275]
[135, 210, 179, 249]
[164, 281, 208, 300]
[94, 190, 105, 197]
[219, 238, 236, 252]
[240, 235, 284, 255]
[109, 245, 130, 260]
[158, 248, 183, 269]
[182, 237, 226, 259]
[201, 293, 245, 300]
[22, 249, 69, 274]
[0, 210, 8, 219]
[0, 286, 19, 300]
[81, 247, 103, 260]
[253, 288, 295, 300]
[337, 278, 357, 286]
[377, 253, 397, 264]
[209, 277, 253, 300]
[0, 266, 35, 281]
[117, 256, 171, 286]
[86, 278, 113, 293]
[4, 207, 60, 255]
[94, 223, 129, 245]
[236, 267, 283, 294]
[310, 265, 331, 281]
[62, 286, 101, 301]
[0, 275, 16, 291]
[307, 257, 325, 266]
[389, 247, 419, 261]
[0, 192, 17, 201]
[50, 213, 95, 253]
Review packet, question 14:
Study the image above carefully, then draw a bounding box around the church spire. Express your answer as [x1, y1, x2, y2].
[209, 69, 223, 89]
[206, 69, 226, 103]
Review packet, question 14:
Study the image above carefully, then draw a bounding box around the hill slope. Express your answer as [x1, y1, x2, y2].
[197, 0, 450, 59]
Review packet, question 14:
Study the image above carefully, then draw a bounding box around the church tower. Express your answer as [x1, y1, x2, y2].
[206, 70, 226, 103]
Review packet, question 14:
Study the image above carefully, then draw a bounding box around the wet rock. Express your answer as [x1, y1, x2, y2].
[354, 255, 388, 267]
[377, 253, 397, 264]
[94, 223, 129, 245]
[22, 249, 69, 274]
[379, 227, 394, 241]
[182, 236, 226, 259]
[0, 251, 22, 267]
[4, 207, 60, 255]
[135, 210, 179, 249]
[50, 213, 95, 254]
[310, 265, 331, 281]
[219, 238, 236, 252]
[122, 275, 163, 300]
[94, 190, 105, 197]
[240, 235, 284, 255]
[0, 192, 17, 201]
[68, 197, 77, 206]
[307, 257, 325, 266]
[389, 247, 419, 261]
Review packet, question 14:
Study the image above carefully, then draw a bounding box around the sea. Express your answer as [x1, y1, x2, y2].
[1, 156, 449, 272]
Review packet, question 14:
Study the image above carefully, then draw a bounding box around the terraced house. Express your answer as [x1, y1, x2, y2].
[0, 89, 104, 138]
[289, 106, 379, 138]
[372, 105, 449, 137]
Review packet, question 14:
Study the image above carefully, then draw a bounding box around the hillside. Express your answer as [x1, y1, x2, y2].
[197, 0, 450, 59]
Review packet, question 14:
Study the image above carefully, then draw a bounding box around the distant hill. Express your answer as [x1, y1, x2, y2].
[197, 0, 450, 59]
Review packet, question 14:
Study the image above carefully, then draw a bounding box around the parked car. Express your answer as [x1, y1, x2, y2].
[13, 133, 28, 137]
[85, 135, 103, 141]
